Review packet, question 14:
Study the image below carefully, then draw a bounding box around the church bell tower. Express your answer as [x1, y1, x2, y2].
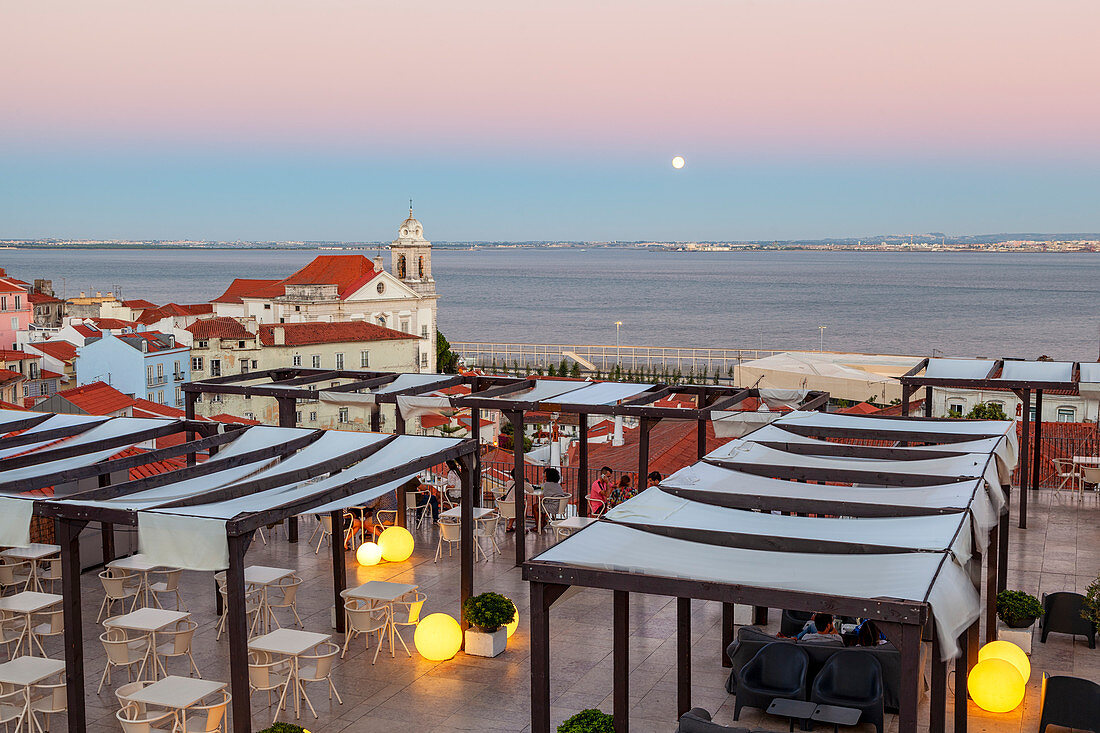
[389, 204, 435, 298]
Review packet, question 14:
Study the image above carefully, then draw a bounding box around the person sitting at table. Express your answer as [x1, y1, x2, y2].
[797, 612, 842, 642]
[647, 471, 662, 489]
[541, 467, 567, 498]
[606, 474, 637, 509]
[855, 619, 887, 647]
[588, 466, 613, 515]
[501, 477, 537, 533]
[344, 491, 399, 548]
[414, 480, 441, 524]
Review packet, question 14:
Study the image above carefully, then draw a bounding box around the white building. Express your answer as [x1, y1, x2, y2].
[210, 209, 438, 371]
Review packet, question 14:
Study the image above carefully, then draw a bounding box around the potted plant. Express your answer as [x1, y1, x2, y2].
[996, 589, 1043, 628]
[558, 709, 614, 733]
[462, 591, 515, 657]
[257, 725, 310, 733]
[1082, 574, 1100, 627]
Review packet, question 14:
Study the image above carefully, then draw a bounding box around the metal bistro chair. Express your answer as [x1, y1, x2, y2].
[0, 610, 25, 660]
[155, 618, 202, 677]
[312, 514, 334, 554]
[149, 568, 187, 612]
[341, 598, 389, 661]
[297, 641, 343, 717]
[215, 582, 263, 640]
[248, 652, 292, 724]
[0, 689, 25, 731]
[372, 509, 399, 540]
[540, 494, 570, 528]
[434, 518, 462, 562]
[99, 630, 151, 694]
[116, 702, 176, 733]
[474, 514, 501, 561]
[97, 568, 141, 622]
[29, 676, 67, 732]
[181, 689, 231, 732]
[37, 558, 63, 593]
[390, 592, 426, 658]
[31, 608, 64, 654]
[115, 680, 157, 717]
[0, 558, 31, 596]
[268, 575, 304, 629]
[405, 489, 430, 529]
[1051, 458, 1082, 499]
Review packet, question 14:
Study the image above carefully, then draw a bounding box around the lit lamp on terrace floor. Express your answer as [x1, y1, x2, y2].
[378, 526, 415, 562]
[968, 640, 1028, 713]
[356, 541, 382, 566]
[978, 640, 1031, 683]
[414, 613, 463, 661]
[505, 601, 519, 638]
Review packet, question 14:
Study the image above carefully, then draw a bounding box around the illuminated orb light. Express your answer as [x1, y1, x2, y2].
[414, 613, 463, 661]
[355, 541, 382, 566]
[378, 526, 415, 562]
[505, 601, 519, 638]
[978, 640, 1031, 683]
[671, 156, 685, 169]
[967, 658, 1025, 713]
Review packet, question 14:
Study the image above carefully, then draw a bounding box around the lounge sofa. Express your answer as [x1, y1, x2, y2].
[677, 708, 769, 733]
[725, 627, 908, 712]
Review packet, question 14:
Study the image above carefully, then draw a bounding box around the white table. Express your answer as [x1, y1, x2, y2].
[555, 516, 598, 531]
[0, 592, 61, 657]
[0, 656, 65, 732]
[107, 554, 166, 608]
[105, 608, 190, 680]
[439, 506, 494, 521]
[1, 546, 59, 593]
[129, 675, 225, 732]
[244, 566, 295, 633]
[343, 581, 418, 658]
[249, 629, 330, 719]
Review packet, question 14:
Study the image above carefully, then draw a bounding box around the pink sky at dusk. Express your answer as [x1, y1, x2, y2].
[4, 0, 1098, 159]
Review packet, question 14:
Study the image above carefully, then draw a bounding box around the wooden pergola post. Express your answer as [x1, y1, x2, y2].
[1032, 389, 1043, 497]
[900, 383, 912, 416]
[529, 580, 569, 733]
[578, 413, 589, 517]
[510, 410, 525, 566]
[929, 625, 947, 733]
[226, 531, 253, 733]
[59, 518, 88, 733]
[986, 524, 999, 643]
[613, 590, 629, 733]
[277, 396, 299, 543]
[459, 455, 475, 629]
[925, 384, 934, 417]
[637, 418, 654, 488]
[470, 406, 482, 507]
[1018, 389, 1031, 529]
[676, 597, 691, 718]
[330, 509, 346, 633]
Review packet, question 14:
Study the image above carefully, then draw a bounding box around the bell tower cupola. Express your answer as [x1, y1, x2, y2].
[389, 202, 435, 298]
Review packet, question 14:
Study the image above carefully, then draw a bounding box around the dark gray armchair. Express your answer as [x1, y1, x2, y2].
[811, 650, 884, 733]
[677, 708, 764, 733]
[1037, 674, 1100, 733]
[731, 642, 810, 721]
[1040, 592, 1096, 648]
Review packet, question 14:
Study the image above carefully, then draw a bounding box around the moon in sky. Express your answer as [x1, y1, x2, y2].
[671, 156, 685, 169]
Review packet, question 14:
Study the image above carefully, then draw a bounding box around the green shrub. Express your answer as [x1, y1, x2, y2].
[462, 592, 515, 632]
[1083, 574, 1100, 626]
[996, 589, 1042, 626]
[257, 724, 309, 733]
[965, 402, 1008, 420]
[558, 709, 614, 733]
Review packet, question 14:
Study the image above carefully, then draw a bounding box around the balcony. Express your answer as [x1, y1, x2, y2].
[146, 377, 167, 387]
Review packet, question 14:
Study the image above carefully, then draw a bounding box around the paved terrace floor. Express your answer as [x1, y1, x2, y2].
[57, 488, 1098, 733]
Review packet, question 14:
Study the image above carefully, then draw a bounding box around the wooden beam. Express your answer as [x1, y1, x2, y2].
[721, 603, 734, 667]
[578, 413, 589, 517]
[226, 532, 253, 733]
[510, 411, 525, 567]
[775, 422, 997, 445]
[930, 627, 946, 733]
[59, 519, 89, 733]
[0, 420, 185, 471]
[663, 485, 961, 518]
[331, 510, 346, 633]
[530, 581, 570, 733]
[708, 457, 979, 487]
[676, 597, 691, 718]
[1018, 390, 1030, 530]
[614, 590, 629, 733]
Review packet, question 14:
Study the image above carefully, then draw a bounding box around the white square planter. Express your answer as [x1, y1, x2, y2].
[465, 628, 507, 657]
[997, 622, 1033, 654]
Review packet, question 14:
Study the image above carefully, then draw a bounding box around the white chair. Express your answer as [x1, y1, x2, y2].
[587, 497, 607, 518]
[540, 495, 570, 527]
[297, 641, 343, 716]
[30, 678, 66, 731]
[390, 592, 426, 658]
[495, 498, 517, 526]
[115, 680, 157, 716]
[0, 610, 25, 660]
[155, 619, 201, 677]
[474, 514, 501, 561]
[248, 652, 291, 724]
[215, 584, 263, 640]
[268, 575, 304, 629]
[181, 689, 230, 732]
[97, 568, 141, 622]
[313, 514, 334, 554]
[434, 519, 462, 562]
[0, 559, 31, 595]
[406, 489, 430, 529]
[31, 608, 63, 656]
[341, 599, 388, 661]
[1082, 466, 1100, 499]
[116, 702, 176, 733]
[37, 558, 63, 593]
[0, 689, 25, 730]
[98, 630, 150, 694]
[149, 568, 187, 611]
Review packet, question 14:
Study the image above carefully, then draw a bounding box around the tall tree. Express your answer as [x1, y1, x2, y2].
[436, 330, 459, 373]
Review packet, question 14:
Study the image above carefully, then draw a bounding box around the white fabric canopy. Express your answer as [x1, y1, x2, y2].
[139, 513, 228, 571]
[605, 487, 973, 563]
[996, 360, 1074, 382]
[757, 387, 809, 409]
[0, 497, 34, 547]
[550, 382, 654, 405]
[924, 358, 997, 380]
[0, 414, 108, 460]
[534, 522, 979, 659]
[397, 395, 452, 421]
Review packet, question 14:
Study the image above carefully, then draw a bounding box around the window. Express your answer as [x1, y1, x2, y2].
[146, 365, 155, 385]
[9, 318, 16, 331]
[420, 352, 428, 369]
[376, 282, 385, 295]
[28, 362, 38, 379]
[157, 390, 165, 404]
[175, 386, 182, 406]
[292, 354, 302, 367]
[294, 306, 301, 312]
[312, 355, 321, 369]
[211, 393, 222, 403]
[1, 297, 6, 311]
[421, 325, 429, 339]
[241, 360, 250, 373]
[192, 356, 203, 371]
[948, 402, 964, 417]
[376, 315, 386, 327]
[210, 359, 221, 377]
[309, 411, 317, 422]
[360, 350, 369, 368]
[264, 304, 271, 310]
[295, 411, 302, 423]
[245, 412, 255, 420]
[173, 360, 181, 378]
[196, 340, 208, 349]
[1057, 406, 1076, 422]
[400, 318, 410, 333]
[335, 353, 344, 370]
[156, 363, 164, 381]
[251, 360, 258, 369]
[338, 407, 349, 424]
[238, 340, 245, 348]
[13, 296, 19, 310]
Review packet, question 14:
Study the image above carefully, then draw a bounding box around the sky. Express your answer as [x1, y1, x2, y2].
[2, 0, 1098, 242]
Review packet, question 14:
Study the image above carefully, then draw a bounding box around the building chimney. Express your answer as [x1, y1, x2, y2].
[373, 256, 385, 272]
[273, 326, 285, 346]
[79, 291, 86, 298]
[612, 415, 624, 447]
[96, 292, 101, 297]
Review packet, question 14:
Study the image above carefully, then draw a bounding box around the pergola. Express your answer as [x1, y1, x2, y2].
[525, 410, 1018, 733]
[899, 356, 1099, 530]
[0, 409, 478, 733]
[181, 369, 830, 568]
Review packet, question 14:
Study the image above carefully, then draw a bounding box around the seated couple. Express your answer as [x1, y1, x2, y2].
[343, 481, 440, 549]
[788, 613, 887, 647]
[588, 467, 661, 515]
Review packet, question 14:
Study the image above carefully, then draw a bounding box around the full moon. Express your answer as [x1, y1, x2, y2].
[671, 156, 685, 169]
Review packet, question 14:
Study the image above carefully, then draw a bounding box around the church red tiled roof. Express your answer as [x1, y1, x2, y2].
[257, 321, 417, 346]
[212, 255, 382, 304]
[211, 278, 284, 304]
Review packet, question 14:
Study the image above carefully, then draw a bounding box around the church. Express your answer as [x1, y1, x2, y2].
[210, 209, 439, 371]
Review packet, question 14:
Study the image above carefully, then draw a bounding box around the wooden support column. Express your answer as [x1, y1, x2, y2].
[721, 602, 734, 668]
[184, 392, 198, 466]
[578, 413, 589, 517]
[997, 484, 1009, 592]
[752, 606, 769, 626]
[226, 532, 253, 733]
[459, 456, 475, 629]
[330, 510, 346, 633]
[896, 623, 922, 733]
[370, 408, 382, 433]
[1031, 390, 1043, 500]
[925, 385, 934, 417]
[696, 419, 707, 461]
[396, 485, 407, 529]
[614, 590, 629, 733]
[676, 597, 691, 718]
[930, 626, 947, 733]
[510, 411, 526, 566]
[985, 525, 999, 644]
[101, 522, 115, 565]
[395, 408, 406, 436]
[470, 407, 482, 508]
[277, 396, 299, 543]
[900, 384, 912, 416]
[638, 418, 654, 488]
[530, 581, 569, 733]
[59, 518, 88, 733]
[955, 621, 978, 733]
[1018, 390, 1031, 529]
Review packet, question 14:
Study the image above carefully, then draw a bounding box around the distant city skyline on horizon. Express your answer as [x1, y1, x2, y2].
[2, 1, 1098, 241]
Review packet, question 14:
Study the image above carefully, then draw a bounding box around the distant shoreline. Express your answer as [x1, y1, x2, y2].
[0, 243, 1095, 253]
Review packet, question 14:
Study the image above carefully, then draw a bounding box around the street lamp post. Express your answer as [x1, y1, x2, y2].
[818, 325, 826, 352]
[615, 321, 623, 366]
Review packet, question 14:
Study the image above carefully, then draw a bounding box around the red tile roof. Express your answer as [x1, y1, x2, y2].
[71, 325, 99, 338]
[38, 370, 63, 381]
[565, 420, 727, 479]
[130, 398, 186, 419]
[55, 381, 134, 415]
[109, 446, 187, 480]
[209, 413, 261, 425]
[211, 278, 284, 304]
[0, 350, 36, 362]
[90, 318, 140, 330]
[32, 341, 77, 363]
[0, 369, 25, 386]
[137, 303, 214, 324]
[0, 400, 27, 411]
[0, 276, 29, 292]
[27, 292, 63, 305]
[186, 317, 254, 341]
[122, 299, 158, 309]
[257, 321, 417, 346]
[839, 402, 881, 415]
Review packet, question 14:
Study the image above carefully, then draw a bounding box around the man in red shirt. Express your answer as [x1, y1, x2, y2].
[588, 466, 613, 516]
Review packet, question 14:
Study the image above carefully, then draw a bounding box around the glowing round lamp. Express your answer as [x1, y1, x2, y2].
[967, 658, 1025, 713]
[978, 640, 1030, 683]
[505, 601, 519, 638]
[414, 613, 462, 661]
[377, 526, 415, 562]
[355, 541, 382, 566]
